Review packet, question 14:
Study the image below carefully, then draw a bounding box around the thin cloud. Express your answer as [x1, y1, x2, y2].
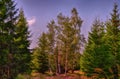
[27, 17, 36, 26]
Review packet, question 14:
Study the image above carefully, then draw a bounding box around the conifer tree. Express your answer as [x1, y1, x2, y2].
[0, 0, 19, 78]
[105, 3, 120, 79]
[0, 0, 8, 78]
[31, 33, 49, 73]
[0, 0, 31, 78]
[80, 19, 113, 78]
[15, 9, 31, 74]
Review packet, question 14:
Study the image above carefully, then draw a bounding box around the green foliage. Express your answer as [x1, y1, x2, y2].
[47, 20, 56, 72]
[80, 4, 120, 79]
[53, 8, 83, 74]
[105, 3, 120, 79]
[31, 33, 49, 73]
[15, 74, 31, 79]
[31, 8, 83, 75]
[0, 0, 31, 78]
[15, 74, 25, 79]
[2, 0, 120, 78]
[80, 19, 113, 78]
[15, 8, 31, 74]
[0, 0, 19, 78]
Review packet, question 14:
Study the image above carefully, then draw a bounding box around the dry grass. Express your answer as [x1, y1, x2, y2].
[30, 71, 94, 79]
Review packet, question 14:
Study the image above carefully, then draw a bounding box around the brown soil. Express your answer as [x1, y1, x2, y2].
[31, 72, 93, 79]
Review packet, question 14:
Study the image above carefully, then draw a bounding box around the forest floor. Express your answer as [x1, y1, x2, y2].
[31, 71, 93, 79]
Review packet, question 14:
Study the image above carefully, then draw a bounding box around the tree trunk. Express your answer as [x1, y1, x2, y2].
[7, 66, 10, 79]
[65, 56, 67, 75]
[112, 65, 119, 79]
[55, 42, 62, 75]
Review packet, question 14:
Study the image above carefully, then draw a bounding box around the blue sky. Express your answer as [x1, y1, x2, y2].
[14, 0, 120, 48]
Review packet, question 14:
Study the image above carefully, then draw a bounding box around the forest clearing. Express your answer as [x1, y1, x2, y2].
[1, 0, 120, 79]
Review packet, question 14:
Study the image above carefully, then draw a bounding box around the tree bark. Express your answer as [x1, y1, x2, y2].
[65, 53, 67, 75]
[112, 65, 119, 79]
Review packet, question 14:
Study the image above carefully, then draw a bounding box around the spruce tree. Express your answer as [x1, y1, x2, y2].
[31, 33, 49, 73]
[15, 9, 31, 74]
[0, 0, 31, 78]
[0, 0, 18, 78]
[80, 19, 113, 78]
[105, 3, 120, 79]
[0, 0, 8, 78]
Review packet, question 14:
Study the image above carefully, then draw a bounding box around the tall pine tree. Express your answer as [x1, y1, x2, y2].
[0, 0, 19, 78]
[0, 0, 31, 78]
[0, 0, 9, 78]
[15, 9, 31, 74]
[31, 33, 49, 73]
[80, 19, 113, 78]
[105, 3, 120, 79]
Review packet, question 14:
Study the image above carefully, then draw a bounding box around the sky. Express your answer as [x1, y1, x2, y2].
[14, 0, 120, 49]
